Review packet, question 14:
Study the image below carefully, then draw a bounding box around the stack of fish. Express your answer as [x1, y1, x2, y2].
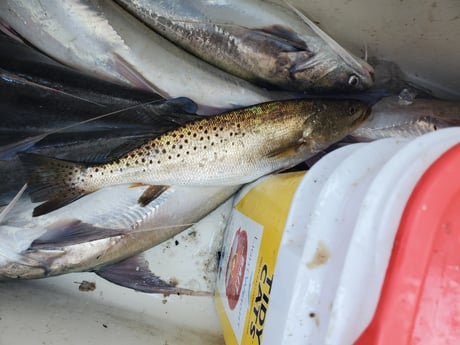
[0, 0, 458, 297]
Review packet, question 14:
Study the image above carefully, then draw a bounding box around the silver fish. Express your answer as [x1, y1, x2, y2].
[0, 0, 298, 114]
[20, 99, 370, 216]
[116, 0, 374, 92]
[350, 96, 459, 141]
[0, 183, 239, 294]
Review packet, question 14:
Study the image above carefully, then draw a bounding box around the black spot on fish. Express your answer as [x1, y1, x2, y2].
[179, 145, 183, 149]
[157, 160, 161, 164]
[95, 168, 99, 172]
[166, 141, 170, 145]
[149, 159, 153, 164]
[172, 145, 176, 149]
[142, 158, 145, 163]
[168, 156, 172, 160]
[162, 149, 167, 154]
[193, 133, 197, 138]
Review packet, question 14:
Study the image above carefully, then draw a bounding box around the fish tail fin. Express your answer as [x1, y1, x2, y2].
[18, 153, 92, 217]
[96, 255, 212, 296]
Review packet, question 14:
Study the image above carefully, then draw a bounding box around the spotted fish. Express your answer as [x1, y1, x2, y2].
[20, 99, 370, 216]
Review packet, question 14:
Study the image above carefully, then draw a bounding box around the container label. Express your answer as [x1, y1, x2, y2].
[216, 172, 305, 345]
[218, 212, 263, 343]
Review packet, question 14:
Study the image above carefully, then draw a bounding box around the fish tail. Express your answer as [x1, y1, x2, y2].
[18, 153, 92, 217]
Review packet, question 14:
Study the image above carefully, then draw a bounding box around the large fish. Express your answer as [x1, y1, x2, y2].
[0, 183, 239, 294]
[350, 96, 460, 141]
[116, 0, 374, 92]
[0, 0, 298, 114]
[20, 99, 370, 216]
[0, 32, 164, 112]
[0, 33, 201, 159]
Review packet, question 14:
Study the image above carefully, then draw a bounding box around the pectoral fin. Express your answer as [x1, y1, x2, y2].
[137, 185, 169, 206]
[267, 143, 302, 159]
[256, 25, 310, 51]
[30, 219, 125, 249]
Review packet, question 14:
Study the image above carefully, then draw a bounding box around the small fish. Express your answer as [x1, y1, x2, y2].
[20, 99, 370, 216]
[350, 96, 460, 141]
[0, 183, 239, 295]
[116, 0, 374, 92]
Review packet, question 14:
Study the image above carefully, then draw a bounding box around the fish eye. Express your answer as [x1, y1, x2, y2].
[348, 106, 356, 115]
[348, 74, 360, 87]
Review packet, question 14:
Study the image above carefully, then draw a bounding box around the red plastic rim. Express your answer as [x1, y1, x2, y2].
[356, 143, 460, 345]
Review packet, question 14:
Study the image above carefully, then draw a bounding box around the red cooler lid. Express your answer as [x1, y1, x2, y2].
[356, 143, 460, 345]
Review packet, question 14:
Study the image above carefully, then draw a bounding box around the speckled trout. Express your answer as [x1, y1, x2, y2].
[20, 99, 370, 216]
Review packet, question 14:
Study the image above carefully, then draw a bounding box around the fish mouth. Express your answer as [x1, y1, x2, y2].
[363, 106, 372, 120]
[368, 69, 375, 83]
[359, 59, 375, 85]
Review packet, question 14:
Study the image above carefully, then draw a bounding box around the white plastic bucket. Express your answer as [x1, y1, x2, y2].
[216, 127, 460, 345]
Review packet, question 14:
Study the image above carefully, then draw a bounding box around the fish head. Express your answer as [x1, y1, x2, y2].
[302, 100, 371, 149]
[291, 50, 375, 92]
[283, 1, 374, 92]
